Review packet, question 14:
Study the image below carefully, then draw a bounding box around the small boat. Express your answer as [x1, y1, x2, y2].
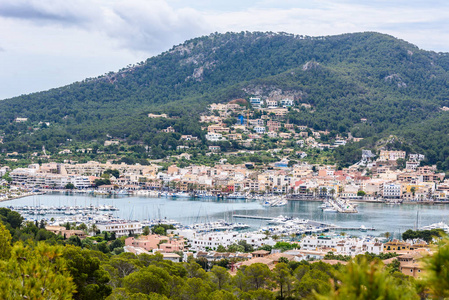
[226, 193, 247, 200]
[172, 192, 191, 198]
[323, 207, 338, 213]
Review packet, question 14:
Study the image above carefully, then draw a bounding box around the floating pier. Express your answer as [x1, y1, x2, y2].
[232, 215, 274, 220]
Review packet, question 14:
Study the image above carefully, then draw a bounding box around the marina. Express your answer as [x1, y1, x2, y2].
[7, 204, 119, 215]
[1, 193, 449, 238]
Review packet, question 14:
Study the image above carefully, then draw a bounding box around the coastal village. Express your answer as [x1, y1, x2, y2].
[2, 97, 448, 202]
[2, 149, 447, 202]
[0, 97, 448, 282]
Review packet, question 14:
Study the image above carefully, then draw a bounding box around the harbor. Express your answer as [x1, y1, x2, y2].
[1, 193, 449, 238]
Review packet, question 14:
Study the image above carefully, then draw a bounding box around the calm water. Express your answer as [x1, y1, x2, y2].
[2, 194, 449, 237]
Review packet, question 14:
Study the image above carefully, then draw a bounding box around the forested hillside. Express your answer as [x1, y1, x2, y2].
[1, 31, 449, 168]
[1, 207, 449, 299]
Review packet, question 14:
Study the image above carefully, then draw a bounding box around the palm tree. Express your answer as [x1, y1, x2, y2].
[90, 224, 98, 236]
[263, 230, 271, 239]
[384, 232, 391, 241]
[321, 187, 327, 196]
[289, 233, 296, 241]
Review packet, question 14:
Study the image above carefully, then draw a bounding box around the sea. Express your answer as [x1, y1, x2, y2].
[2, 193, 448, 238]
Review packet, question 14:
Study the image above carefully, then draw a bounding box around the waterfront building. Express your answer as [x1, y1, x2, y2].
[177, 229, 275, 252]
[96, 221, 142, 237]
[300, 236, 382, 256]
[382, 183, 402, 199]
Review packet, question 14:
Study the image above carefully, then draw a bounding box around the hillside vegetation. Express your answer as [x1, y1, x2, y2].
[1, 31, 449, 169]
[1, 207, 449, 299]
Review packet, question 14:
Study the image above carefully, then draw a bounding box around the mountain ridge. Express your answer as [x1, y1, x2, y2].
[1, 31, 449, 170]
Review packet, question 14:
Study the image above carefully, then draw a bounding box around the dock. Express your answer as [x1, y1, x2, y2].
[286, 195, 324, 202]
[233, 215, 274, 220]
[233, 215, 376, 232]
[332, 226, 376, 231]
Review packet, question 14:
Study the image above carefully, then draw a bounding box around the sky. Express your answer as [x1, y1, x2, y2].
[1, 0, 449, 100]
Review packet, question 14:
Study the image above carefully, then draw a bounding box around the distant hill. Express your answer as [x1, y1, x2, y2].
[1, 31, 449, 170]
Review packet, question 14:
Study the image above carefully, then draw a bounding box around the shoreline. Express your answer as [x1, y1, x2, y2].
[2, 189, 449, 207]
[0, 192, 44, 203]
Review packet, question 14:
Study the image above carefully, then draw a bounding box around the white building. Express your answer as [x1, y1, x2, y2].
[70, 176, 91, 188]
[267, 131, 278, 138]
[300, 236, 382, 256]
[383, 183, 402, 199]
[409, 154, 425, 162]
[96, 221, 142, 237]
[406, 161, 420, 171]
[254, 126, 266, 134]
[280, 99, 294, 107]
[205, 132, 224, 142]
[334, 140, 347, 147]
[250, 97, 262, 108]
[266, 100, 278, 109]
[177, 229, 275, 251]
[0, 166, 10, 177]
[301, 236, 337, 250]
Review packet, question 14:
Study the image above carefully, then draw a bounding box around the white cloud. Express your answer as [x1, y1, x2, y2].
[102, 0, 208, 51]
[203, 1, 449, 52]
[2, 0, 448, 52]
[0, 0, 210, 52]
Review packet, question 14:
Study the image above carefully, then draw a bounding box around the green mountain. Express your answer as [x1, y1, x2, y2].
[2, 31, 449, 169]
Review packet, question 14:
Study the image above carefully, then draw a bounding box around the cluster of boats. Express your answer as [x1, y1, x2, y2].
[319, 198, 358, 213]
[267, 215, 309, 225]
[163, 192, 289, 208]
[260, 218, 331, 236]
[6, 204, 119, 216]
[262, 196, 288, 207]
[184, 220, 250, 232]
[160, 191, 249, 200]
[420, 222, 449, 233]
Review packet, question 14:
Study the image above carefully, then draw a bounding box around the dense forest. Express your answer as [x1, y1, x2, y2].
[1, 31, 449, 169]
[1, 207, 449, 299]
